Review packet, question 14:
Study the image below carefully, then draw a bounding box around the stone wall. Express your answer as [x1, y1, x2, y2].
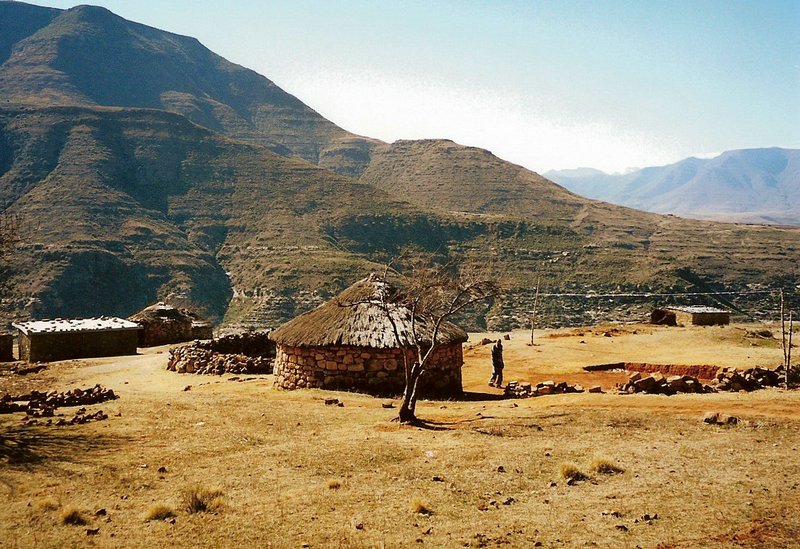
[191, 323, 214, 340]
[673, 311, 730, 326]
[273, 343, 463, 398]
[137, 319, 193, 347]
[19, 330, 139, 362]
[167, 332, 274, 375]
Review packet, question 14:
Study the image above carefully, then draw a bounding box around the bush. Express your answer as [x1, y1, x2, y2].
[180, 485, 224, 514]
[144, 503, 176, 521]
[326, 479, 342, 490]
[60, 506, 86, 526]
[34, 497, 60, 512]
[591, 456, 625, 475]
[559, 462, 588, 482]
[410, 497, 433, 515]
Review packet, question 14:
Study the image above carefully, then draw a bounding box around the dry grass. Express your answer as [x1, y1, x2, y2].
[591, 456, 625, 475]
[559, 462, 588, 482]
[410, 497, 433, 515]
[34, 497, 60, 512]
[2, 329, 800, 547]
[180, 486, 224, 514]
[59, 506, 86, 526]
[143, 503, 176, 522]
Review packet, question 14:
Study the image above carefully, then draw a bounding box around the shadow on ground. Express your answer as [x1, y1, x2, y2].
[0, 423, 125, 470]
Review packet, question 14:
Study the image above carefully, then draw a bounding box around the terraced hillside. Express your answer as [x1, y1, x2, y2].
[0, 2, 798, 329]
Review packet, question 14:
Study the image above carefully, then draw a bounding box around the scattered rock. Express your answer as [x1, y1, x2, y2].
[704, 412, 739, 426]
[157, 466, 168, 473]
[86, 528, 100, 536]
[617, 374, 715, 395]
[505, 380, 585, 398]
[1, 385, 117, 416]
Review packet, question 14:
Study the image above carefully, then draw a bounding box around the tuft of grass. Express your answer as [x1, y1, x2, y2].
[143, 503, 176, 521]
[326, 479, 342, 490]
[410, 497, 433, 515]
[35, 497, 60, 512]
[180, 485, 224, 514]
[60, 506, 87, 526]
[591, 456, 625, 475]
[559, 462, 588, 482]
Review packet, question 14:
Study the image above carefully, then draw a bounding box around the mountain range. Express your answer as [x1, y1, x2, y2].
[546, 148, 800, 225]
[0, 1, 798, 329]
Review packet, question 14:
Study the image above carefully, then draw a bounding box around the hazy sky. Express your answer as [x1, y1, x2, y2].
[34, 0, 800, 173]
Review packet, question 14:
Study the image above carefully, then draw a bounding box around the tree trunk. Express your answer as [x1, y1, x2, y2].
[398, 361, 423, 423]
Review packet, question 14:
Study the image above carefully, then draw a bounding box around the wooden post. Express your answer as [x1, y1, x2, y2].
[781, 289, 788, 383]
[530, 278, 540, 346]
[788, 310, 794, 383]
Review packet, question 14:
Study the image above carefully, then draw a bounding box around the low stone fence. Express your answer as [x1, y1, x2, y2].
[166, 332, 274, 375]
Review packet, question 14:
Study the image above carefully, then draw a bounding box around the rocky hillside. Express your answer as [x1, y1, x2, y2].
[0, 3, 798, 330]
[0, 1, 378, 176]
[547, 148, 800, 225]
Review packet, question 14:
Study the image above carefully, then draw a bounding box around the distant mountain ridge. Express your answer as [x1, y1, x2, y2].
[546, 148, 800, 225]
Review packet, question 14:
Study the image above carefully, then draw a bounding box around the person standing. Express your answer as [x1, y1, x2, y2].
[489, 339, 504, 388]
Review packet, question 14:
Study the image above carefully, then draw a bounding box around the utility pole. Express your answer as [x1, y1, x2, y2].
[530, 278, 540, 346]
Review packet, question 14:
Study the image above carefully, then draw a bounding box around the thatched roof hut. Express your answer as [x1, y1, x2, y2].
[271, 274, 467, 397]
[271, 274, 467, 348]
[129, 302, 202, 347]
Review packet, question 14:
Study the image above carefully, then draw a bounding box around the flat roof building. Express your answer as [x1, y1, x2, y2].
[651, 306, 730, 326]
[13, 317, 140, 362]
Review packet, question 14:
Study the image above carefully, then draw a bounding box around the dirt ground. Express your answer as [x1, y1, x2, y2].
[1, 322, 799, 548]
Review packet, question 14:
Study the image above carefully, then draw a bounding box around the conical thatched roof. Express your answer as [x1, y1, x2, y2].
[129, 302, 193, 324]
[270, 275, 468, 348]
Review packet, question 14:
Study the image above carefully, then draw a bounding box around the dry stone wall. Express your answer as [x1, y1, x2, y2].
[167, 332, 274, 375]
[273, 343, 463, 397]
[138, 319, 192, 347]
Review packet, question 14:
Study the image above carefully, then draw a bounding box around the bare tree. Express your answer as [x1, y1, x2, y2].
[370, 257, 502, 424]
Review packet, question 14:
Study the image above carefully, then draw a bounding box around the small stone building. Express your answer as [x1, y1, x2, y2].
[13, 317, 140, 362]
[651, 306, 730, 326]
[270, 275, 467, 397]
[129, 303, 212, 347]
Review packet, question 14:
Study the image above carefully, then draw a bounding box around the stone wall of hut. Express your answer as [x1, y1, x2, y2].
[19, 330, 139, 362]
[671, 310, 730, 326]
[137, 319, 193, 347]
[273, 343, 463, 397]
[191, 323, 214, 340]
